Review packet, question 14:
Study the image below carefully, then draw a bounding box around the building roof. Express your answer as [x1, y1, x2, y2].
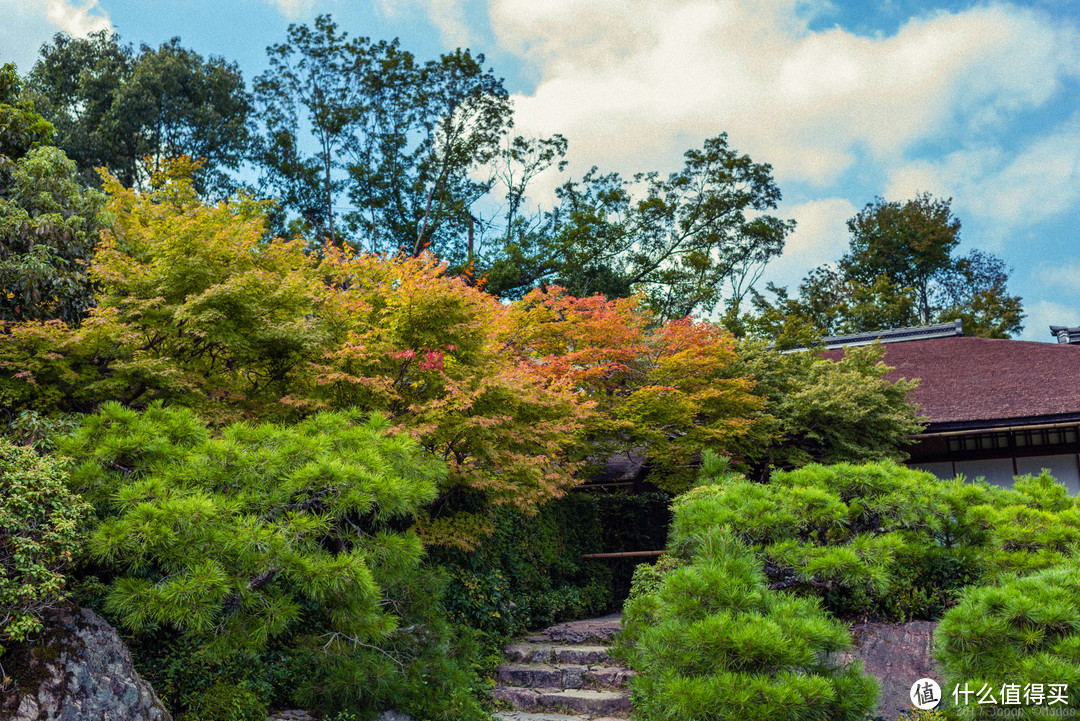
[831, 336, 1080, 431]
[818, 319, 964, 349]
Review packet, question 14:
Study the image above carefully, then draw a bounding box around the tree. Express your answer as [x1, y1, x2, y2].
[0, 146, 105, 324]
[478, 133, 568, 298]
[253, 15, 515, 256]
[726, 341, 925, 473]
[312, 252, 589, 545]
[345, 46, 513, 265]
[252, 16, 356, 245]
[532, 134, 794, 320]
[935, 249, 1024, 338]
[0, 168, 589, 547]
[0, 162, 327, 419]
[0, 64, 105, 325]
[64, 403, 441, 653]
[618, 519, 877, 721]
[0, 64, 54, 163]
[59, 403, 489, 720]
[746, 270, 918, 346]
[498, 287, 763, 493]
[21, 32, 130, 188]
[27, 31, 251, 195]
[844, 193, 960, 322]
[936, 564, 1080, 718]
[749, 193, 1023, 341]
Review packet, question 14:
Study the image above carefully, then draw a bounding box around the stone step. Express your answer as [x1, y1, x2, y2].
[494, 660, 630, 690]
[492, 713, 627, 721]
[496, 663, 634, 690]
[493, 687, 632, 717]
[492, 713, 584, 721]
[503, 643, 615, 665]
[523, 613, 623, 645]
[497, 664, 585, 689]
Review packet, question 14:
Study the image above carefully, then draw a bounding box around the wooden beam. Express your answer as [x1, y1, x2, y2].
[572, 481, 636, 490]
[581, 550, 665, 559]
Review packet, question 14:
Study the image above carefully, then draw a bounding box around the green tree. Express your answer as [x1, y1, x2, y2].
[844, 193, 960, 321]
[27, 31, 251, 195]
[345, 45, 513, 264]
[252, 15, 356, 244]
[61, 403, 490, 719]
[0, 146, 106, 324]
[64, 403, 441, 653]
[533, 134, 794, 320]
[253, 14, 516, 256]
[20, 32, 130, 188]
[936, 564, 1080, 718]
[749, 194, 1023, 340]
[727, 341, 924, 473]
[0, 64, 105, 325]
[478, 133, 569, 297]
[0, 64, 54, 163]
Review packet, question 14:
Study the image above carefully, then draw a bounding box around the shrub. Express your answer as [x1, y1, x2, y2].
[62, 403, 488, 718]
[180, 681, 266, 721]
[3, 410, 81, 453]
[433, 494, 614, 640]
[683, 460, 1080, 621]
[935, 564, 1080, 719]
[617, 525, 877, 721]
[0, 439, 89, 649]
[432, 490, 671, 640]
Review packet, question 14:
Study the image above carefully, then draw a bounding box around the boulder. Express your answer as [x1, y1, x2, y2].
[831, 621, 943, 721]
[4, 607, 171, 721]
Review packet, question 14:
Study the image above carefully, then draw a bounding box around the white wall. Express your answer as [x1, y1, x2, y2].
[1016, 454, 1080, 494]
[952, 458, 1018, 489]
[911, 454, 1080, 494]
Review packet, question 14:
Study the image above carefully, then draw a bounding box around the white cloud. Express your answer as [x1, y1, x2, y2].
[760, 196, 857, 290]
[477, 0, 1080, 189]
[1035, 261, 1080, 293]
[1021, 300, 1080, 341]
[420, 0, 474, 48]
[265, 0, 315, 18]
[379, 0, 474, 47]
[0, 0, 112, 71]
[885, 112, 1080, 240]
[44, 0, 111, 38]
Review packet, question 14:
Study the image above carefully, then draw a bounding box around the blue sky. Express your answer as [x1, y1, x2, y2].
[3, 0, 1080, 341]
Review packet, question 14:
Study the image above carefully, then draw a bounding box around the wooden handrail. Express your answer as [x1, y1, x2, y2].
[581, 550, 665, 559]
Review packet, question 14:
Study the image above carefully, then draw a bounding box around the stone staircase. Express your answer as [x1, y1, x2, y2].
[492, 613, 633, 721]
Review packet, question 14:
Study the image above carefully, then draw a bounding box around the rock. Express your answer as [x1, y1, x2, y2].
[525, 614, 623, 644]
[376, 712, 414, 721]
[830, 621, 943, 721]
[533, 689, 632, 716]
[5, 606, 171, 721]
[266, 711, 317, 721]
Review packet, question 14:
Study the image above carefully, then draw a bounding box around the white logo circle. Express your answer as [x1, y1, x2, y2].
[910, 678, 942, 710]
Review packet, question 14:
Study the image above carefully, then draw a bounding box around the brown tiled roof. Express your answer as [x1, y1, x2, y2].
[831, 337, 1080, 430]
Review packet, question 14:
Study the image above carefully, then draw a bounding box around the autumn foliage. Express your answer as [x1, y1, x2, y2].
[0, 170, 591, 545]
[499, 288, 762, 492]
[309, 250, 590, 545]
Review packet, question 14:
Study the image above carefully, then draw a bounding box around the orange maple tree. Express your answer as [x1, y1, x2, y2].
[310, 251, 590, 546]
[498, 287, 762, 492]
